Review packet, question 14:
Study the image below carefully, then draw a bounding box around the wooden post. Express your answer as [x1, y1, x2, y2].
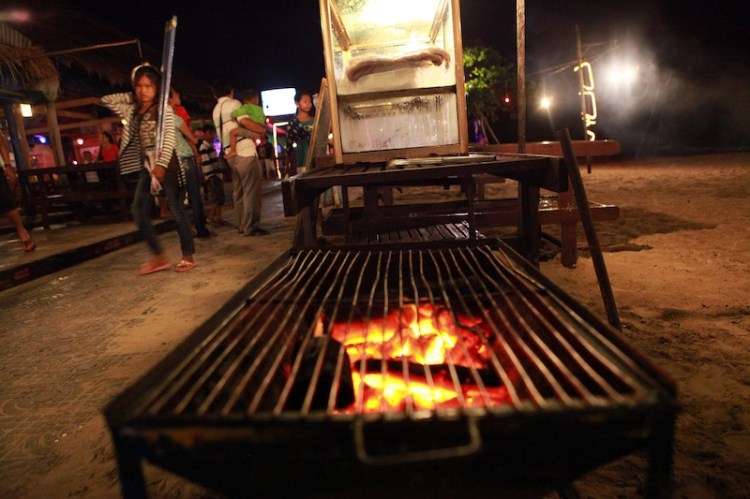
[7, 104, 32, 171]
[558, 186, 578, 268]
[4, 102, 34, 214]
[45, 102, 65, 166]
[516, 0, 526, 154]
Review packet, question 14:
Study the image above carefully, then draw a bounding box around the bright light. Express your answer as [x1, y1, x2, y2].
[540, 97, 552, 109]
[504, 96, 510, 104]
[35, 135, 47, 144]
[360, 0, 440, 26]
[260, 88, 297, 117]
[610, 66, 638, 84]
[76, 138, 84, 145]
[0, 10, 30, 22]
[20, 104, 32, 117]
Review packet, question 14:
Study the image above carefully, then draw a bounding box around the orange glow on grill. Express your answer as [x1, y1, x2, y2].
[329, 304, 508, 412]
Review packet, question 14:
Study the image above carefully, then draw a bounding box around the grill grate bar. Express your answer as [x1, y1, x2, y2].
[272, 250, 369, 416]
[468, 246, 602, 405]
[148, 250, 323, 416]
[491, 247, 658, 397]
[239, 250, 352, 415]
[209, 250, 333, 416]
[473, 246, 648, 404]
[136, 245, 658, 420]
[425, 249, 501, 408]
[136, 254, 308, 417]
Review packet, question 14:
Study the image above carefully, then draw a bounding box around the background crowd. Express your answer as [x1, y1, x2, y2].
[1, 62, 315, 275]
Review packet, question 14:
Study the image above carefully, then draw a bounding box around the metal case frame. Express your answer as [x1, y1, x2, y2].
[319, 0, 469, 164]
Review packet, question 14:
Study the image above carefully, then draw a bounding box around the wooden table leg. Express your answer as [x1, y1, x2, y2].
[464, 177, 477, 241]
[294, 202, 318, 248]
[558, 187, 578, 268]
[518, 182, 541, 266]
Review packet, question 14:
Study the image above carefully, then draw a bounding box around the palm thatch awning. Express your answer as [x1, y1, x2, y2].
[0, 44, 59, 101]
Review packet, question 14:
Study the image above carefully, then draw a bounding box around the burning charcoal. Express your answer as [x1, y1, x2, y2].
[286, 337, 355, 411]
[356, 359, 503, 387]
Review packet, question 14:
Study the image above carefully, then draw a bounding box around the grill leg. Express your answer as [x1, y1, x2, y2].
[559, 483, 581, 499]
[645, 415, 675, 498]
[112, 435, 148, 499]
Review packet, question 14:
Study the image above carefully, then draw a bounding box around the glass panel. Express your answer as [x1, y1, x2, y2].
[338, 93, 459, 153]
[329, 0, 456, 95]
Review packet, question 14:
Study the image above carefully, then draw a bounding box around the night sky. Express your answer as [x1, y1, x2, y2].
[41, 1, 750, 154]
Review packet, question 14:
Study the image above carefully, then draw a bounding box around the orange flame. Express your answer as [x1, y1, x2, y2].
[330, 304, 508, 412]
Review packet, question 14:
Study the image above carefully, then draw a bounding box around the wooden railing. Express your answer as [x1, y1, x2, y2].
[17, 161, 134, 229]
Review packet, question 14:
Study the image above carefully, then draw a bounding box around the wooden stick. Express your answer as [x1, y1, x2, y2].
[557, 128, 621, 330]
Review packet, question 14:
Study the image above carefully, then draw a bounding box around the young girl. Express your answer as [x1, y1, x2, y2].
[101, 64, 197, 274]
[285, 91, 315, 175]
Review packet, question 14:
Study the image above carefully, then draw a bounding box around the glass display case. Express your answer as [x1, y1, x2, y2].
[319, 0, 468, 164]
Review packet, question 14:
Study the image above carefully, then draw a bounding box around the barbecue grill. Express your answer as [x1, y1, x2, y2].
[105, 239, 677, 498]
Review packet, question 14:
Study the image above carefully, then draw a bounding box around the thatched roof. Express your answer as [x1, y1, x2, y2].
[0, 43, 60, 101]
[0, 0, 214, 112]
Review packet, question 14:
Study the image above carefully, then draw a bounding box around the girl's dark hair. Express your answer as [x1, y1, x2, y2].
[295, 90, 316, 117]
[101, 131, 114, 144]
[294, 91, 311, 102]
[132, 65, 161, 92]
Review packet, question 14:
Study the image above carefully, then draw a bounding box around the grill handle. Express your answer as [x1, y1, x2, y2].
[354, 418, 482, 465]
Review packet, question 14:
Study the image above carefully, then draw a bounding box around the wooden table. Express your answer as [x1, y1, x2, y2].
[282, 153, 568, 264]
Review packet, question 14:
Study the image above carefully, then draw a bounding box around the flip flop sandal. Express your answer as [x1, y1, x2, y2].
[21, 238, 36, 253]
[175, 260, 197, 272]
[137, 261, 170, 275]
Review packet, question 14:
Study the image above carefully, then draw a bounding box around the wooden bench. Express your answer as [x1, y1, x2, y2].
[17, 161, 133, 230]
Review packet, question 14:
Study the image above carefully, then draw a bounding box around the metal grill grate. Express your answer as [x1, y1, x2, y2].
[132, 245, 661, 421]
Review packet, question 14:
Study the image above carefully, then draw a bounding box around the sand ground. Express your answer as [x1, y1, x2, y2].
[1, 153, 749, 498]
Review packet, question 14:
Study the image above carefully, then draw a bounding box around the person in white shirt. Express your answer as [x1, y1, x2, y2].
[211, 81, 269, 236]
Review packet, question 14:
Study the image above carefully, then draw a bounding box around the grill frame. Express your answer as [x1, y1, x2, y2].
[105, 240, 677, 498]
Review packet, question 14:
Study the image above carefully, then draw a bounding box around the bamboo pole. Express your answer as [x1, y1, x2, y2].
[557, 128, 621, 330]
[20, 39, 141, 62]
[516, 0, 526, 154]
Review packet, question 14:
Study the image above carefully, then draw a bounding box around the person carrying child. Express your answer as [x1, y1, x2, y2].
[225, 88, 266, 159]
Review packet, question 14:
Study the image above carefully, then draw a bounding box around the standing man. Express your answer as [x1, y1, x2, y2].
[211, 81, 269, 236]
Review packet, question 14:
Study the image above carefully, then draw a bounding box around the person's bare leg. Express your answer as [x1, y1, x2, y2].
[6, 208, 32, 244]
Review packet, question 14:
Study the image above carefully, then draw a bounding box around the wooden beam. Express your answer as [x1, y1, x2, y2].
[25, 116, 121, 135]
[54, 97, 102, 109]
[55, 110, 96, 120]
[45, 102, 65, 166]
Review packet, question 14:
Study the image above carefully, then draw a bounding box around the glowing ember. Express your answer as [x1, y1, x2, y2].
[326, 303, 509, 412]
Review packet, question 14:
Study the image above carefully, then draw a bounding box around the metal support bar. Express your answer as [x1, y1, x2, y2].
[557, 128, 621, 330]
